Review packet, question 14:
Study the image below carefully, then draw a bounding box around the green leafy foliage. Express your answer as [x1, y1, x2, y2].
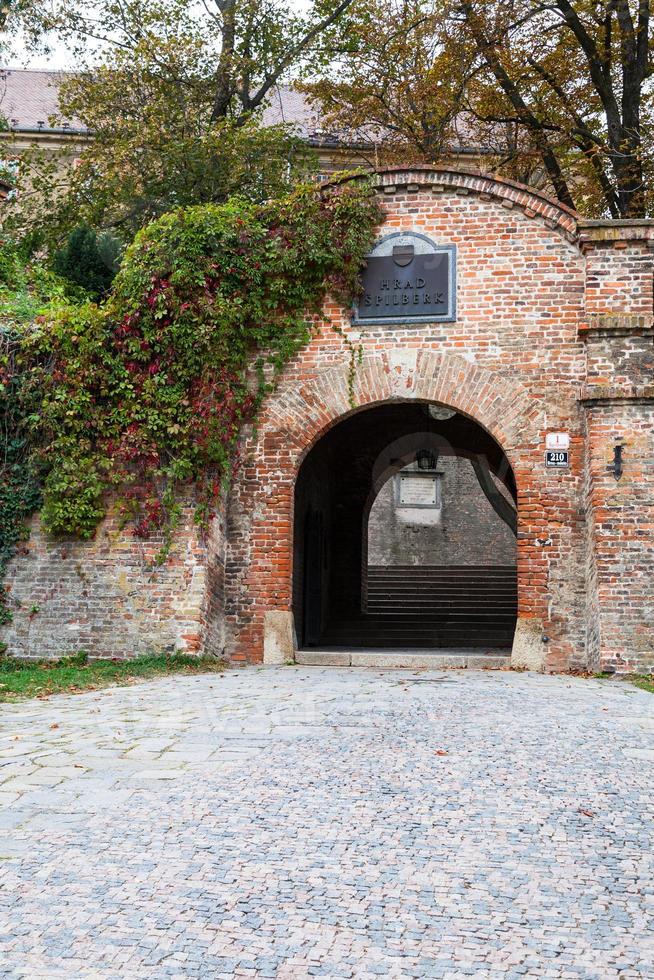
[0, 239, 72, 321]
[0, 420, 41, 626]
[9, 0, 364, 247]
[21, 179, 382, 546]
[53, 226, 119, 299]
[0, 245, 74, 622]
[17, 113, 314, 250]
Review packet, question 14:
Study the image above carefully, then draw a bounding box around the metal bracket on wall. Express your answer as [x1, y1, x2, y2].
[607, 444, 625, 481]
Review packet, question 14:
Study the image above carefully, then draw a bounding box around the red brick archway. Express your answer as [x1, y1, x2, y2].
[224, 348, 556, 666]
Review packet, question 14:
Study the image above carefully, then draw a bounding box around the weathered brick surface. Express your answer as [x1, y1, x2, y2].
[225, 170, 653, 672]
[1, 501, 221, 660]
[582, 400, 654, 672]
[368, 457, 516, 566]
[584, 243, 654, 315]
[2, 168, 653, 671]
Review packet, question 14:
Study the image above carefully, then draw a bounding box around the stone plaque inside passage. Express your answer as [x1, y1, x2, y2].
[398, 474, 439, 507]
[355, 232, 456, 324]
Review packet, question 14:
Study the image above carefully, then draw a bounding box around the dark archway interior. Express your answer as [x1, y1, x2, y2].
[293, 401, 518, 650]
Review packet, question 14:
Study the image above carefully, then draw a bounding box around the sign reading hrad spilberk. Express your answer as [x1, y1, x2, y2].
[354, 232, 456, 325]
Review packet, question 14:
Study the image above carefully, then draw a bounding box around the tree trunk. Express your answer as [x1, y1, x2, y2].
[211, 1, 237, 123]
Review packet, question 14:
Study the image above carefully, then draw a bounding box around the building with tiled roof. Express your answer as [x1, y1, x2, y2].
[0, 68, 495, 175]
[0, 68, 87, 133]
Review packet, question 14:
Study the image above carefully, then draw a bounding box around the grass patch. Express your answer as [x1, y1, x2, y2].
[630, 675, 654, 694]
[592, 671, 654, 694]
[0, 652, 225, 702]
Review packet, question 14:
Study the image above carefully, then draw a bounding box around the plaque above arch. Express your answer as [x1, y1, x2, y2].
[353, 231, 456, 325]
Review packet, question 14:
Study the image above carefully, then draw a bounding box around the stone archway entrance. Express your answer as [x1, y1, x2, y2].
[222, 347, 564, 669]
[293, 401, 518, 653]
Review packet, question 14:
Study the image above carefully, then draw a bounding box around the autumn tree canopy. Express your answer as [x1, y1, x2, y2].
[47, 0, 356, 125]
[306, 0, 654, 217]
[11, 0, 359, 243]
[301, 2, 471, 166]
[8, 0, 654, 226]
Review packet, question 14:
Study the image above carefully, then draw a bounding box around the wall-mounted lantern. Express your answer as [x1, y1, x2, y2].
[416, 449, 437, 471]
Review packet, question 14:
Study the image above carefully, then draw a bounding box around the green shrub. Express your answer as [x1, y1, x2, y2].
[53, 225, 119, 298]
[0, 326, 42, 623]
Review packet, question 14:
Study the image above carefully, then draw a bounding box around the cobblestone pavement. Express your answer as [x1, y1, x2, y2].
[0, 667, 653, 979]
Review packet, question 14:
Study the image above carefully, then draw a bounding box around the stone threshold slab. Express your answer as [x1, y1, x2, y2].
[295, 650, 510, 669]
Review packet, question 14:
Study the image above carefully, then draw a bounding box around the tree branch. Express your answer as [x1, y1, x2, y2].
[460, 1, 576, 209]
[246, 0, 355, 114]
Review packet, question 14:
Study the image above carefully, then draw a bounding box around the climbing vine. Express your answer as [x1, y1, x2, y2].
[0, 249, 73, 624]
[0, 329, 42, 624]
[16, 179, 382, 550]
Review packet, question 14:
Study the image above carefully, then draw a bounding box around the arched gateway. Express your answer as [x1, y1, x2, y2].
[296, 401, 519, 654]
[3, 167, 653, 673]
[224, 349, 552, 667]
[221, 167, 654, 673]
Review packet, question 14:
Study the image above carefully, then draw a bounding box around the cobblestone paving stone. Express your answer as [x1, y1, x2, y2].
[0, 667, 653, 979]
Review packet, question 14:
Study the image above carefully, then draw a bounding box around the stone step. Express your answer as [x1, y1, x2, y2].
[367, 564, 516, 571]
[365, 600, 518, 610]
[320, 630, 515, 648]
[366, 574, 517, 582]
[320, 639, 514, 649]
[323, 624, 515, 631]
[366, 589, 517, 599]
[323, 612, 518, 624]
[325, 565, 517, 650]
[295, 649, 511, 668]
[367, 565, 517, 582]
[366, 579, 516, 589]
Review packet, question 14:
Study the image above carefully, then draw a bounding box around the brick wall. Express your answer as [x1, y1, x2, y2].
[1, 500, 224, 660]
[224, 170, 653, 672]
[579, 232, 654, 672]
[582, 398, 654, 674]
[2, 167, 653, 672]
[585, 244, 653, 315]
[224, 170, 589, 669]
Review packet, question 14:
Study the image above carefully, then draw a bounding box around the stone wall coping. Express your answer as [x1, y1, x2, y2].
[579, 384, 654, 404]
[580, 314, 654, 335]
[579, 220, 654, 245]
[580, 217, 654, 229]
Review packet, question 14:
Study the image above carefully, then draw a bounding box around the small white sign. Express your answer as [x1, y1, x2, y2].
[546, 432, 570, 450]
[399, 474, 438, 507]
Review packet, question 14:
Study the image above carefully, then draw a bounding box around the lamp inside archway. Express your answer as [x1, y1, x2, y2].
[416, 449, 437, 471]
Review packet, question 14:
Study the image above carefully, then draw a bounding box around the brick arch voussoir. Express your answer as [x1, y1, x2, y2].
[254, 349, 541, 479]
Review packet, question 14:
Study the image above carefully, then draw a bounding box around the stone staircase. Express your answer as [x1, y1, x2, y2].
[320, 564, 517, 649]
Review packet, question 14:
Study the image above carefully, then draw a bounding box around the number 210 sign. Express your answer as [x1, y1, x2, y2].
[545, 432, 570, 467]
[546, 450, 569, 468]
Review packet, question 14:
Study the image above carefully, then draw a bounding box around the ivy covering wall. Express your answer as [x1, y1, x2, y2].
[0, 250, 73, 624]
[0, 179, 383, 614]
